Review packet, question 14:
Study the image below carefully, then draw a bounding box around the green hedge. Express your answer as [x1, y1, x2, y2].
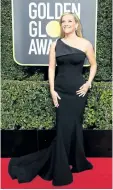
[1, 0, 112, 81]
[83, 82, 112, 129]
[96, 0, 112, 80]
[1, 80, 112, 130]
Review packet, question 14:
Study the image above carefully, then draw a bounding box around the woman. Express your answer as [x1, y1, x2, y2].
[8, 12, 97, 186]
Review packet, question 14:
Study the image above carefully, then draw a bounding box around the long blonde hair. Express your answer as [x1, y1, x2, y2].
[59, 12, 83, 38]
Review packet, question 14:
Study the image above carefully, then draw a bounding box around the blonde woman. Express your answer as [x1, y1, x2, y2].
[8, 12, 97, 186]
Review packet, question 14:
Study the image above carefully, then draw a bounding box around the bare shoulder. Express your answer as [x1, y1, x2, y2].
[81, 37, 94, 50]
[81, 38, 96, 60]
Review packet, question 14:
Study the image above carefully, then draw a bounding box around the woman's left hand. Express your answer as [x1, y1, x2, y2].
[76, 81, 91, 97]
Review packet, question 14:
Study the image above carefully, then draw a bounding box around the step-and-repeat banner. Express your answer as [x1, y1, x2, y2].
[11, 0, 98, 66]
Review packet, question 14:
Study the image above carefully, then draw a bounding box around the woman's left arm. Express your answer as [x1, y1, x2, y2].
[85, 41, 98, 88]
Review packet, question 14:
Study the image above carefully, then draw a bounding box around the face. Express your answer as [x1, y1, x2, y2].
[61, 14, 78, 34]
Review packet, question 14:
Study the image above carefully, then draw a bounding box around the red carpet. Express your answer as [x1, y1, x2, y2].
[1, 158, 112, 189]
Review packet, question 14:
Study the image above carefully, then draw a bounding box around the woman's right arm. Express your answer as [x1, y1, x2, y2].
[48, 41, 61, 108]
[48, 41, 56, 93]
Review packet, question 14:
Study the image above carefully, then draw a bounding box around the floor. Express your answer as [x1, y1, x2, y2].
[1, 158, 112, 189]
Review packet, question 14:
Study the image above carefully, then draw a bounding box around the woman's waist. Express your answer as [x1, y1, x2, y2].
[54, 76, 86, 93]
[55, 74, 86, 87]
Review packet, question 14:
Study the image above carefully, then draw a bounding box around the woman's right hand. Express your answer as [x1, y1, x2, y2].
[51, 90, 61, 107]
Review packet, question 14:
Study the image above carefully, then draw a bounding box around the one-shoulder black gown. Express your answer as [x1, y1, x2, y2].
[8, 38, 93, 186]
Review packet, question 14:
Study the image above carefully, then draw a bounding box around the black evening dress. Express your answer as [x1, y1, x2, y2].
[8, 38, 93, 186]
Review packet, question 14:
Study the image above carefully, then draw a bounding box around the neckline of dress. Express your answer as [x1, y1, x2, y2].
[59, 38, 86, 56]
